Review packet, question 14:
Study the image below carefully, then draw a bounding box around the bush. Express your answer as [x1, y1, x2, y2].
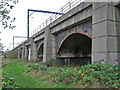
[7, 51, 17, 59]
[49, 60, 120, 88]
[44, 58, 60, 67]
[25, 59, 120, 88]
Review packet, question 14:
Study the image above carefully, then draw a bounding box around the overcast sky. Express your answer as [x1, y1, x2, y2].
[0, 0, 74, 50]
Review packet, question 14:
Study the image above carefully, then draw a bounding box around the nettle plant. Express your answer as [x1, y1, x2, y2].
[49, 60, 120, 88]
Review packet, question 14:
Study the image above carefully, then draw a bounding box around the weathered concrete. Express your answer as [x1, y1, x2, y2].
[33, 32, 45, 42]
[17, 45, 21, 59]
[22, 43, 25, 59]
[50, 2, 92, 34]
[92, 2, 120, 65]
[24, 45, 28, 59]
[55, 20, 92, 51]
[51, 34, 57, 59]
[43, 26, 52, 62]
[30, 38, 37, 61]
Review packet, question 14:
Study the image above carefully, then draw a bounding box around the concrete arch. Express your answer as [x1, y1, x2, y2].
[57, 32, 92, 53]
[57, 32, 92, 65]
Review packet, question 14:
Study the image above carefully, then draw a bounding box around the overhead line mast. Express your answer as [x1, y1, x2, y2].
[27, 9, 64, 60]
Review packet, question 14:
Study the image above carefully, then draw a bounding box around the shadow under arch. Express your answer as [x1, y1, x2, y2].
[37, 43, 44, 60]
[57, 32, 92, 65]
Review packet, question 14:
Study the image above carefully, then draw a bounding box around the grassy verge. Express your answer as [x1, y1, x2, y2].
[2, 59, 73, 88]
[1, 59, 120, 88]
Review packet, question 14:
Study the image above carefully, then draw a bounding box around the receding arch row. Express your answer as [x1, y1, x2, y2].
[36, 31, 92, 64]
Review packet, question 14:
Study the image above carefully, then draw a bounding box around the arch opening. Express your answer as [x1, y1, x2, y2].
[37, 43, 44, 61]
[57, 32, 92, 65]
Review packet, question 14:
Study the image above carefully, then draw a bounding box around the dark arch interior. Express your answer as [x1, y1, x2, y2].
[57, 33, 92, 65]
[37, 43, 44, 61]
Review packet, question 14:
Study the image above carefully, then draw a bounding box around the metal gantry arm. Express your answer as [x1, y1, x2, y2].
[28, 9, 64, 15]
[27, 9, 64, 49]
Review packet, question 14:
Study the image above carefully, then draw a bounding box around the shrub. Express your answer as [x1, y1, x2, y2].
[26, 59, 120, 88]
[49, 60, 120, 88]
[7, 51, 17, 59]
[44, 58, 60, 67]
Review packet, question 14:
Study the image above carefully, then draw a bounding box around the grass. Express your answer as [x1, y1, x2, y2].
[1, 59, 120, 88]
[2, 59, 73, 88]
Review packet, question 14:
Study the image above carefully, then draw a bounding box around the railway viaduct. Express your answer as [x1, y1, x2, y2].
[13, 1, 120, 65]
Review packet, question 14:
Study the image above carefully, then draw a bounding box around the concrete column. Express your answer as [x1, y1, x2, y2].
[51, 34, 57, 59]
[24, 45, 28, 59]
[92, 2, 120, 65]
[22, 43, 25, 59]
[43, 27, 57, 62]
[18, 46, 21, 59]
[30, 38, 37, 61]
[43, 26, 52, 62]
[28, 48, 31, 61]
[117, 7, 120, 67]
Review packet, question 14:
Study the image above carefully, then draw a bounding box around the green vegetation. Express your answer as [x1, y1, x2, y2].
[6, 51, 17, 59]
[1, 59, 120, 88]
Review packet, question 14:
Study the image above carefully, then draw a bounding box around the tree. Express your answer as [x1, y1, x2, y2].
[0, 0, 18, 29]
